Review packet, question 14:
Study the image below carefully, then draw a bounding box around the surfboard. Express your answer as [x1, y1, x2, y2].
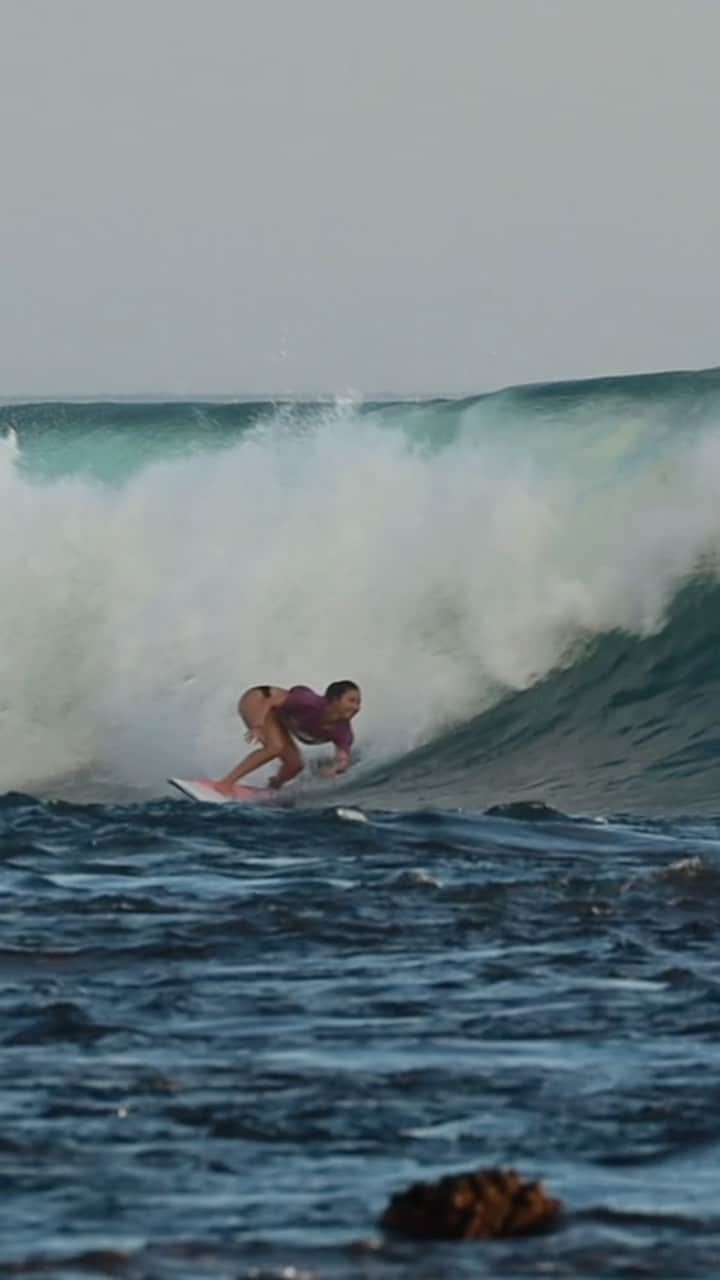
[168, 777, 276, 805]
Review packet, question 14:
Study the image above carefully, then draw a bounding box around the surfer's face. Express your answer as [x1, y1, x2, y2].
[334, 687, 362, 719]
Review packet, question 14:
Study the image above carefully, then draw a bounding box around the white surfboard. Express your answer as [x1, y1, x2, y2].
[168, 777, 276, 805]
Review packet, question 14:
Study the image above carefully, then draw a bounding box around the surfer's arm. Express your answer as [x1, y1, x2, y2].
[319, 748, 351, 779]
[319, 720, 354, 777]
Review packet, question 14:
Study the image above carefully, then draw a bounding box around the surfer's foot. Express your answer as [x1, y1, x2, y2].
[213, 779, 236, 796]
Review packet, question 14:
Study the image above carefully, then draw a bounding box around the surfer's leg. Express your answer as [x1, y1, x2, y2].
[216, 742, 282, 790]
[265, 710, 303, 788]
[217, 706, 300, 792]
[269, 740, 303, 788]
[215, 690, 281, 790]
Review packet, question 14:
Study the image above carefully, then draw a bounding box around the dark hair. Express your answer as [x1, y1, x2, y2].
[325, 680, 360, 702]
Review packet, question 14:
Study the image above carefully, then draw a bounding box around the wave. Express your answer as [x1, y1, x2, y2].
[354, 576, 720, 814]
[3, 367, 720, 810]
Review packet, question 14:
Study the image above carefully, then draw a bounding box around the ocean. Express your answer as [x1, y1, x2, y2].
[3, 367, 720, 1278]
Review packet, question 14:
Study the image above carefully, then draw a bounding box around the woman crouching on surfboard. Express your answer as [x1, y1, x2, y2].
[215, 681, 361, 795]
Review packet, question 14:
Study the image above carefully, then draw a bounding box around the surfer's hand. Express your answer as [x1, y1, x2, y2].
[319, 751, 349, 780]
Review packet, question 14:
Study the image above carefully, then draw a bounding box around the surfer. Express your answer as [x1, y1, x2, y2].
[215, 681, 361, 794]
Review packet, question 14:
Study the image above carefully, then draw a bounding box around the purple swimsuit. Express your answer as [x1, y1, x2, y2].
[279, 686, 353, 753]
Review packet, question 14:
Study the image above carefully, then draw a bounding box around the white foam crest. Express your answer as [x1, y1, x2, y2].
[3, 404, 720, 796]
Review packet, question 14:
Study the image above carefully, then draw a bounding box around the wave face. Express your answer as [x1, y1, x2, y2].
[3, 367, 720, 812]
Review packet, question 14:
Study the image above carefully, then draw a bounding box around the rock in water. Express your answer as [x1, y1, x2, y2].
[380, 1167, 561, 1240]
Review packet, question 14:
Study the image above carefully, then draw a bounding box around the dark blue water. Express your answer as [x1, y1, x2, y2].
[4, 372, 720, 1276]
[4, 792, 720, 1278]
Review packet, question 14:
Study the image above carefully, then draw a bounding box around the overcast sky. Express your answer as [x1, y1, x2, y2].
[2, 0, 719, 397]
